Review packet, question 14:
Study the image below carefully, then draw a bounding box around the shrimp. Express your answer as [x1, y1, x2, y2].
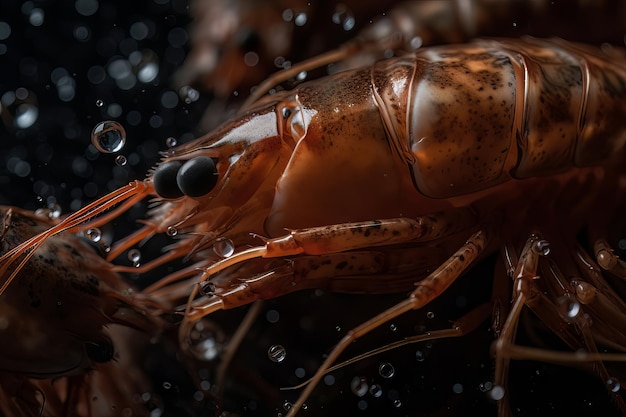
[0, 205, 164, 416]
[3, 37, 626, 416]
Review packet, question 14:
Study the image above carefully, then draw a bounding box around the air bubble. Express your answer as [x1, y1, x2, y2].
[332, 4, 355, 31]
[607, 377, 621, 392]
[393, 399, 402, 408]
[378, 362, 395, 379]
[166, 226, 178, 237]
[389, 323, 397, 332]
[48, 203, 61, 219]
[213, 237, 235, 258]
[128, 249, 141, 267]
[115, 155, 127, 166]
[187, 319, 222, 361]
[166, 137, 177, 148]
[86, 228, 102, 242]
[162, 382, 172, 390]
[95, 99, 104, 107]
[415, 350, 425, 362]
[557, 296, 581, 321]
[488, 385, 505, 400]
[199, 281, 216, 296]
[283, 401, 292, 411]
[369, 384, 382, 398]
[268, 345, 286, 363]
[426, 311, 435, 319]
[533, 239, 551, 256]
[350, 376, 368, 397]
[91, 120, 126, 153]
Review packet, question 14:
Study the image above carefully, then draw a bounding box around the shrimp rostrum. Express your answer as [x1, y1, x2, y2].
[4, 37, 626, 415]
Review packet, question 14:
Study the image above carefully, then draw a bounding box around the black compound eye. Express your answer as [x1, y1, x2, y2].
[153, 160, 184, 199]
[85, 341, 114, 363]
[281, 107, 292, 118]
[176, 156, 218, 197]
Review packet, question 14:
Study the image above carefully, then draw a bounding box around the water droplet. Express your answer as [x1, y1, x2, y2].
[166, 226, 178, 237]
[557, 296, 581, 321]
[213, 237, 235, 258]
[128, 248, 141, 267]
[426, 311, 435, 319]
[332, 4, 355, 31]
[86, 228, 102, 242]
[389, 323, 397, 332]
[199, 281, 216, 296]
[369, 384, 382, 398]
[350, 376, 368, 397]
[166, 137, 177, 148]
[323, 374, 335, 386]
[95, 99, 104, 107]
[533, 239, 551, 256]
[266, 309, 280, 323]
[91, 120, 126, 153]
[187, 319, 222, 361]
[452, 383, 464, 394]
[44, 203, 61, 220]
[415, 350, 425, 362]
[607, 377, 621, 392]
[162, 382, 172, 390]
[296, 70, 307, 81]
[294, 12, 307, 26]
[335, 325, 341, 332]
[393, 399, 402, 408]
[378, 362, 395, 379]
[268, 344, 286, 363]
[282, 401, 292, 411]
[488, 385, 505, 400]
[115, 155, 127, 166]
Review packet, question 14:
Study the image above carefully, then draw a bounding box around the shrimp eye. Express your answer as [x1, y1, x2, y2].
[85, 341, 114, 363]
[153, 160, 184, 199]
[176, 156, 219, 197]
[281, 107, 292, 118]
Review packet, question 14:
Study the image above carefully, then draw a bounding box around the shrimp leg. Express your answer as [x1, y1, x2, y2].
[283, 229, 488, 417]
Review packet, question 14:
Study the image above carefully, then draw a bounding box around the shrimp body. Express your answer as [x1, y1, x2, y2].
[0, 206, 157, 378]
[2, 37, 626, 416]
[153, 37, 626, 255]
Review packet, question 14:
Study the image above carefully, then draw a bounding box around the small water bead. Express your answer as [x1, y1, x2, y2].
[426, 311, 435, 319]
[393, 399, 402, 408]
[47, 203, 61, 220]
[607, 377, 621, 392]
[95, 99, 104, 107]
[533, 239, 551, 256]
[282, 401, 292, 411]
[389, 323, 397, 332]
[165, 136, 177, 148]
[350, 376, 368, 397]
[415, 350, 425, 362]
[166, 226, 178, 237]
[91, 120, 126, 153]
[85, 228, 102, 243]
[331, 4, 355, 31]
[378, 362, 395, 379]
[128, 248, 141, 267]
[557, 296, 581, 321]
[213, 237, 235, 258]
[267, 344, 286, 363]
[115, 155, 127, 166]
[369, 384, 382, 398]
[488, 385, 505, 401]
[187, 319, 222, 361]
[199, 281, 216, 296]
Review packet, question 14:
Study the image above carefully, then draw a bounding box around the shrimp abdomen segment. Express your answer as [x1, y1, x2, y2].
[404, 38, 626, 198]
